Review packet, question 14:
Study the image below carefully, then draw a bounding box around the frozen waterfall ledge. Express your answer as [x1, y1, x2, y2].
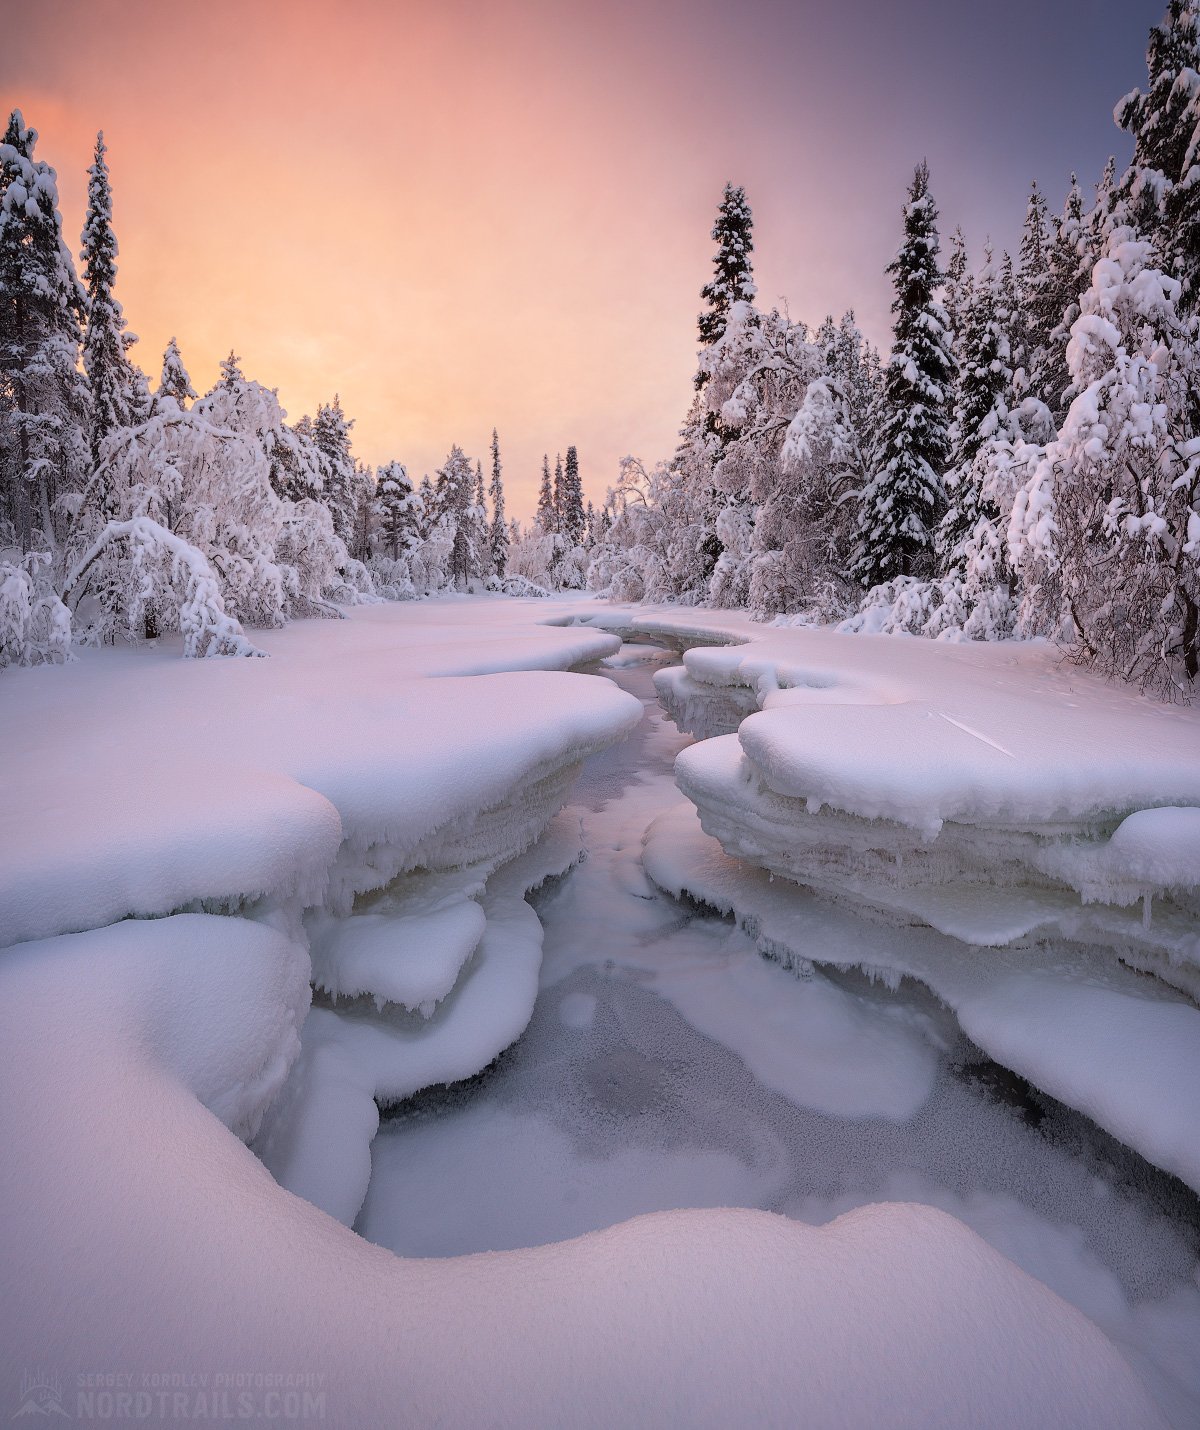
[0, 908, 1166, 1429]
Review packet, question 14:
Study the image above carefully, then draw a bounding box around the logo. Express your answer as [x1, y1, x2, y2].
[12, 1372, 68, 1418]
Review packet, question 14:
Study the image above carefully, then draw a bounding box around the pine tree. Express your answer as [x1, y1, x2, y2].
[698, 183, 756, 349]
[488, 428, 509, 577]
[313, 395, 355, 543]
[853, 162, 954, 586]
[536, 454, 557, 532]
[562, 444, 585, 544]
[80, 132, 135, 468]
[0, 110, 90, 549]
[1117, 0, 1200, 309]
[157, 337, 197, 409]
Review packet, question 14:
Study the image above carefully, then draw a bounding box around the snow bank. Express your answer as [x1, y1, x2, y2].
[0, 908, 1164, 1426]
[0, 599, 638, 942]
[621, 615, 1200, 996]
[258, 813, 585, 1225]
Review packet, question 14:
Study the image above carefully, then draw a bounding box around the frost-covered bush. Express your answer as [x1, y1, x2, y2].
[1008, 232, 1200, 695]
[64, 516, 260, 658]
[0, 550, 72, 666]
[67, 384, 374, 652]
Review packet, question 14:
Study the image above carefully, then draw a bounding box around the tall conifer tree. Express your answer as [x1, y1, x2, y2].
[488, 428, 509, 577]
[697, 183, 756, 349]
[80, 132, 134, 467]
[853, 162, 954, 586]
[0, 110, 90, 547]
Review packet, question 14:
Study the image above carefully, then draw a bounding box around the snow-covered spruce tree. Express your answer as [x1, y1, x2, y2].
[536, 454, 557, 533]
[937, 245, 1013, 566]
[80, 133, 138, 470]
[348, 461, 376, 563]
[1030, 177, 1090, 414]
[313, 395, 357, 544]
[853, 162, 954, 587]
[156, 337, 197, 411]
[697, 182, 757, 350]
[1016, 183, 1051, 379]
[0, 110, 90, 552]
[433, 444, 476, 590]
[469, 460, 490, 579]
[1008, 227, 1200, 695]
[488, 428, 509, 577]
[375, 460, 418, 560]
[1117, 0, 1200, 309]
[561, 445, 586, 546]
[943, 226, 971, 348]
[553, 452, 566, 530]
[668, 182, 760, 597]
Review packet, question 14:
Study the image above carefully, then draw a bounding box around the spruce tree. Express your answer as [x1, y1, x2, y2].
[376, 462, 415, 560]
[313, 395, 356, 543]
[488, 428, 509, 577]
[157, 337, 197, 409]
[938, 245, 1011, 566]
[853, 162, 954, 587]
[0, 110, 90, 548]
[536, 454, 557, 532]
[218, 351, 244, 390]
[1029, 178, 1088, 413]
[80, 132, 135, 467]
[553, 452, 565, 525]
[1016, 182, 1052, 375]
[562, 444, 585, 544]
[697, 183, 756, 349]
[943, 226, 971, 345]
[1117, 0, 1200, 309]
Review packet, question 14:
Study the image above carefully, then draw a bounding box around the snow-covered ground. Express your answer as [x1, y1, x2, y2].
[2, 595, 1196, 1427]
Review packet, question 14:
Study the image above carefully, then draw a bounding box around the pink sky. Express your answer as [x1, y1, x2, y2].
[2, 0, 1160, 517]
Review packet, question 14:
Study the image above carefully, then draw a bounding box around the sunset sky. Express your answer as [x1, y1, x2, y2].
[2, 0, 1164, 518]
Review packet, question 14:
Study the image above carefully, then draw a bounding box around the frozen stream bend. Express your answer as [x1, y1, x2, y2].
[361, 654, 1200, 1428]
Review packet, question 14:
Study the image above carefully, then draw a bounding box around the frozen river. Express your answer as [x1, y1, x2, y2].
[359, 658, 1200, 1425]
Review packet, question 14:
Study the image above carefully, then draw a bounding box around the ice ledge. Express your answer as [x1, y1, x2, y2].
[644, 802, 1200, 1196]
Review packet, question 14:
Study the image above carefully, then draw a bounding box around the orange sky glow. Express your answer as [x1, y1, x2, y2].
[2, 0, 1160, 518]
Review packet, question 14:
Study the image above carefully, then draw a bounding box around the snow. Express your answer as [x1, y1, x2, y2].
[0, 809, 1165, 1426]
[0, 598, 637, 943]
[3, 594, 1196, 1427]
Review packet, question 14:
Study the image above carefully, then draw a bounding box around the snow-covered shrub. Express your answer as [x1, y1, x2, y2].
[486, 572, 550, 599]
[0, 550, 72, 666]
[64, 516, 260, 657]
[69, 385, 375, 652]
[1008, 231, 1200, 696]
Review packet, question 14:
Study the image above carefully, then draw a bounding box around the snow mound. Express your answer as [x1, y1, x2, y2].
[0, 765, 342, 948]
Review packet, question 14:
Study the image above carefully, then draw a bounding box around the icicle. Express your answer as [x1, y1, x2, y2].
[1142, 892, 1152, 929]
